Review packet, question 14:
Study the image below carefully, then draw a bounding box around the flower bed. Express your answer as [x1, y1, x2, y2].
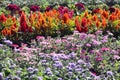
[0, 30, 120, 79]
[0, 1, 120, 80]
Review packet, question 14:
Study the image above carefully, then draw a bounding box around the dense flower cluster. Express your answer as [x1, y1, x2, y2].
[75, 8, 120, 34]
[30, 5, 40, 12]
[0, 30, 120, 79]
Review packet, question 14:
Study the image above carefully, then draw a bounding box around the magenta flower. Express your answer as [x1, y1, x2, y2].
[6, 4, 20, 11]
[100, 47, 110, 52]
[45, 6, 53, 12]
[75, 2, 85, 10]
[95, 56, 102, 61]
[58, 6, 74, 18]
[30, 5, 40, 12]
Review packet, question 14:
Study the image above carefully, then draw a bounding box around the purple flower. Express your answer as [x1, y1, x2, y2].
[53, 61, 63, 68]
[13, 76, 21, 80]
[66, 66, 73, 71]
[79, 33, 87, 40]
[92, 39, 101, 45]
[0, 44, 3, 47]
[68, 62, 76, 68]
[52, 56, 59, 61]
[77, 59, 85, 64]
[95, 30, 103, 35]
[34, 68, 38, 73]
[107, 71, 113, 76]
[30, 5, 40, 12]
[75, 68, 82, 72]
[38, 76, 43, 80]
[6, 4, 20, 11]
[69, 52, 77, 58]
[75, 2, 85, 10]
[67, 72, 73, 76]
[27, 67, 34, 73]
[107, 31, 113, 36]
[45, 68, 53, 75]
[16, 70, 21, 75]
[101, 39, 108, 43]
[58, 78, 63, 80]
[45, 6, 53, 12]
[109, 7, 115, 13]
[4, 40, 13, 45]
[0, 72, 3, 80]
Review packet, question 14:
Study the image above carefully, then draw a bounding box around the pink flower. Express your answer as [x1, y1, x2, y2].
[100, 47, 110, 52]
[113, 55, 120, 60]
[86, 43, 91, 47]
[36, 36, 45, 40]
[95, 56, 102, 61]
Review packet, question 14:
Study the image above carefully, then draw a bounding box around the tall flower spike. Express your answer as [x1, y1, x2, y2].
[63, 13, 70, 23]
[75, 16, 81, 32]
[20, 11, 28, 32]
[0, 13, 7, 22]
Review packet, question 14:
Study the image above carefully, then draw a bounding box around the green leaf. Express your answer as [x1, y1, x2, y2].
[112, 20, 120, 27]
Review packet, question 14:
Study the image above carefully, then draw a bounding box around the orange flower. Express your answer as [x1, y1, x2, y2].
[109, 14, 116, 22]
[115, 8, 119, 15]
[84, 10, 88, 17]
[115, 25, 119, 31]
[96, 20, 101, 29]
[75, 16, 81, 32]
[102, 10, 109, 19]
[63, 13, 70, 23]
[1, 28, 12, 36]
[101, 18, 107, 29]
[92, 14, 98, 21]
[81, 17, 87, 27]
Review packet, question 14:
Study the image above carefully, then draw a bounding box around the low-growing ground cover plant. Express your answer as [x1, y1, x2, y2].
[0, 30, 120, 80]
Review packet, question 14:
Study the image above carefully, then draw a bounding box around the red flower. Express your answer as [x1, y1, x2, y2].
[6, 4, 20, 11]
[75, 17, 88, 33]
[0, 13, 7, 22]
[20, 12, 28, 32]
[30, 5, 40, 12]
[92, 8, 100, 14]
[75, 2, 85, 10]
[81, 17, 87, 27]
